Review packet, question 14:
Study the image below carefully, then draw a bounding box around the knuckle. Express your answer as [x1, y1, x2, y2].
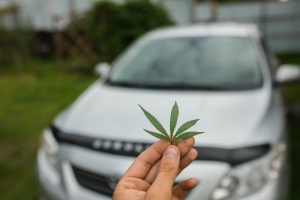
[151, 143, 164, 156]
[136, 156, 152, 170]
[184, 137, 195, 148]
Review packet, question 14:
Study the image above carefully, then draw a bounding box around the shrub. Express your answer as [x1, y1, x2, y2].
[0, 29, 33, 68]
[56, 0, 174, 73]
[121, 0, 174, 49]
[86, 1, 125, 62]
[86, 0, 174, 62]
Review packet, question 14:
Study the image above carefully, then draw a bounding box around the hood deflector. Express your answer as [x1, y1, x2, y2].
[52, 125, 270, 166]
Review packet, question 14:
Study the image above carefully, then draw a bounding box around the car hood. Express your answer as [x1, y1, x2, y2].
[54, 82, 275, 148]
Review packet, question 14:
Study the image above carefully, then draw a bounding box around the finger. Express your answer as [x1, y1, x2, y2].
[173, 137, 195, 154]
[178, 148, 198, 174]
[123, 140, 171, 179]
[144, 137, 195, 183]
[172, 178, 198, 199]
[144, 161, 160, 184]
[146, 146, 180, 198]
[144, 148, 196, 184]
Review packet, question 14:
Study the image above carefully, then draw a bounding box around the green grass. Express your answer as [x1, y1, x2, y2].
[288, 112, 300, 200]
[0, 57, 299, 200]
[0, 60, 95, 200]
[278, 53, 300, 200]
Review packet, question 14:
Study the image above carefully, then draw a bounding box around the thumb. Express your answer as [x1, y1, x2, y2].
[147, 146, 180, 198]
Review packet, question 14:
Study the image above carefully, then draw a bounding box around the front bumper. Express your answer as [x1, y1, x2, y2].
[37, 146, 288, 200]
[37, 149, 111, 200]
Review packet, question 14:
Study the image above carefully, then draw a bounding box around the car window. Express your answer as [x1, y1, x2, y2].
[108, 36, 263, 90]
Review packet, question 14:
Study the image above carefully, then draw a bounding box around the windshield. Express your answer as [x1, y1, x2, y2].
[107, 36, 263, 90]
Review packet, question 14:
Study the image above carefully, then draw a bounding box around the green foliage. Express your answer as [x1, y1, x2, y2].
[0, 59, 94, 200]
[139, 101, 203, 142]
[174, 119, 199, 138]
[86, 1, 125, 62]
[0, 30, 33, 68]
[144, 129, 170, 141]
[175, 131, 203, 140]
[121, 0, 174, 47]
[86, 0, 174, 62]
[57, 0, 173, 72]
[277, 53, 300, 67]
[139, 105, 169, 137]
[170, 101, 179, 138]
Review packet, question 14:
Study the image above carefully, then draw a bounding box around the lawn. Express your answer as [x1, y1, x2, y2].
[0, 56, 299, 200]
[279, 54, 300, 200]
[0, 60, 95, 200]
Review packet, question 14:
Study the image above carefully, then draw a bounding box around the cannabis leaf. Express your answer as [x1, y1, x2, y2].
[139, 105, 169, 138]
[170, 101, 179, 138]
[139, 101, 204, 142]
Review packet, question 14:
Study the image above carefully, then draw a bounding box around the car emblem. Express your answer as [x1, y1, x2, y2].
[107, 174, 122, 190]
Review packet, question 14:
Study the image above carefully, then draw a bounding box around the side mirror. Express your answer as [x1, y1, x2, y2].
[275, 64, 300, 85]
[95, 62, 111, 79]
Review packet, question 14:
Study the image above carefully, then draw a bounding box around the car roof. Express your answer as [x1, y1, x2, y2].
[144, 22, 261, 40]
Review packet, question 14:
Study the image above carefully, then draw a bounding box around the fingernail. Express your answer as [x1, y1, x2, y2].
[165, 147, 178, 159]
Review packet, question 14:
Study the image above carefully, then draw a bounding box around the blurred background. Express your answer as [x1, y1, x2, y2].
[0, 0, 299, 199]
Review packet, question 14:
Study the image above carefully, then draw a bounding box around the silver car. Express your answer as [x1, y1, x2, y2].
[37, 23, 300, 200]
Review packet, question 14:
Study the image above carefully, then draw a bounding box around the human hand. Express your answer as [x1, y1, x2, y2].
[113, 137, 198, 200]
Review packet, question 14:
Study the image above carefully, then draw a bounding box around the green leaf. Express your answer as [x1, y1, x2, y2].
[170, 101, 179, 138]
[174, 119, 199, 137]
[139, 105, 169, 138]
[144, 129, 170, 141]
[174, 131, 204, 140]
[139, 102, 203, 142]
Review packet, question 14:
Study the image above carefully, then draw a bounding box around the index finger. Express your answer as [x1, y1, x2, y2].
[122, 140, 171, 179]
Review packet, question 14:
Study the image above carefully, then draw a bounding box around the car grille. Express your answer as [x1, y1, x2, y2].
[72, 166, 181, 197]
[72, 166, 116, 197]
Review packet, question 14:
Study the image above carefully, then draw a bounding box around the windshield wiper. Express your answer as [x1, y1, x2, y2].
[106, 80, 230, 90]
[106, 80, 139, 88]
[158, 84, 228, 91]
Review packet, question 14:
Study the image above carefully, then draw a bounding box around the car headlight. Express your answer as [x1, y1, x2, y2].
[40, 128, 59, 168]
[211, 142, 286, 200]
